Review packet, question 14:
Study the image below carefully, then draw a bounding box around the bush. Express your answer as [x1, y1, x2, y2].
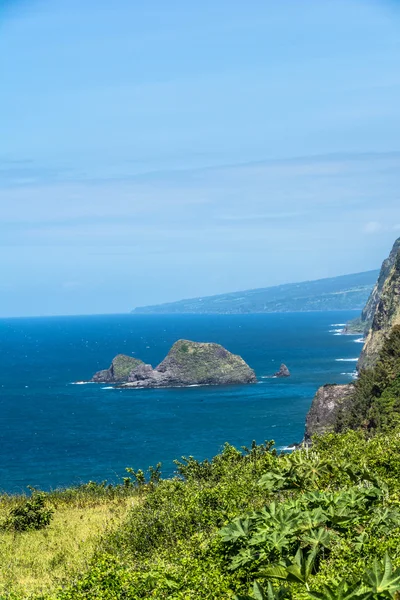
[5, 492, 53, 532]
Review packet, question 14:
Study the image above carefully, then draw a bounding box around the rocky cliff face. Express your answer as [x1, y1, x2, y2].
[91, 340, 257, 388]
[304, 237, 400, 440]
[358, 252, 400, 370]
[344, 237, 400, 336]
[304, 384, 355, 441]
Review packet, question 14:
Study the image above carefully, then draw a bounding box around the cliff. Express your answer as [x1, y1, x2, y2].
[304, 237, 400, 440]
[304, 384, 354, 441]
[358, 251, 400, 370]
[344, 237, 400, 335]
[91, 340, 257, 388]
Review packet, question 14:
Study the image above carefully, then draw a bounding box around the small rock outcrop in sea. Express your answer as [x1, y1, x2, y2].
[304, 383, 354, 441]
[91, 354, 145, 383]
[90, 340, 257, 388]
[274, 363, 290, 378]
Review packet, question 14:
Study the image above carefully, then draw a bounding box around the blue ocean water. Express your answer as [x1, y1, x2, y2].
[0, 312, 362, 493]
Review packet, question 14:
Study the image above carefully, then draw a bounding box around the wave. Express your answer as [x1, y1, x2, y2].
[329, 328, 344, 333]
[336, 358, 358, 362]
[71, 381, 95, 385]
[101, 386, 114, 390]
[331, 323, 346, 327]
[353, 338, 364, 343]
[341, 371, 358, 379]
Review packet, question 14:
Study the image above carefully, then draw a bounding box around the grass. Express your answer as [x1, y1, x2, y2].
[0, 488, 138, 598]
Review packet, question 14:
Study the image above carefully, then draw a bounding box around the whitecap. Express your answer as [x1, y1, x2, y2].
[71, 381, 96, 385]
[331, 323, 346, 326]
[353, 338, 364, 343]
[101, 386, 114, 390]
[341, 371, 358, 379]
[335, 358, 358, 362]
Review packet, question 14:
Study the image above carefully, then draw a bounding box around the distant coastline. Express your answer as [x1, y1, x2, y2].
[133, 270, 379, 315]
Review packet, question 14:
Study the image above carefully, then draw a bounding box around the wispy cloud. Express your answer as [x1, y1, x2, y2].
[363, 221, 400, 234]
[216, 211, 306, 222]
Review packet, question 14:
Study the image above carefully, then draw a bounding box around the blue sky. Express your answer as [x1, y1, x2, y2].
[1, 0, 400, 316]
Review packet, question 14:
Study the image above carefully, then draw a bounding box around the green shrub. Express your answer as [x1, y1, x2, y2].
[5, 492, 53, 532]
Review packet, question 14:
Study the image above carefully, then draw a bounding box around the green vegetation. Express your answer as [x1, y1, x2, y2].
[3, 312, 400, 599]
[132, 270, 379, 314]
[0, 483, 138, 598]
[337, 325, 400, 432]
[3, 491, 54, 532]
[2, 428, 400, 599]
[154, 339, 256, 385]
[111, 355, 144, 380]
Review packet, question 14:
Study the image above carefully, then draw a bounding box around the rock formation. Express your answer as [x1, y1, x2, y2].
[90, 340, 257, 388]
[344, 237, 400, 336]
[358, 252, 400, 370]
[91, 354, 145, 383]
[304, 236, 400, 441]
[304, 384, 354, 441]
[274, 364, 290, 378]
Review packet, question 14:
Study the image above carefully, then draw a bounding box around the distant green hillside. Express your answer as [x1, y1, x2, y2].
[133, 269, 379, 314]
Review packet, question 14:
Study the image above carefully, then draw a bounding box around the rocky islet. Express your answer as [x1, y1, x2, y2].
[90, 339, 257, 388]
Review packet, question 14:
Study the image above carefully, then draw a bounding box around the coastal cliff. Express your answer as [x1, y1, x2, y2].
[305, 237, 400, 439]
[304, 383, 354, 441]
[91, 340, 257, 388]
[358, 251, 400, 370]
[344, 237, 400, 336]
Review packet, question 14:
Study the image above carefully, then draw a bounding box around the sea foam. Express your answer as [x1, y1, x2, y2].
[341, 371, 358, 379]
[335, 358, 358, 362]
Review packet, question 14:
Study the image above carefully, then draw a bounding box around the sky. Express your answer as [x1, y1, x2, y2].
[1, 0, 400, 317]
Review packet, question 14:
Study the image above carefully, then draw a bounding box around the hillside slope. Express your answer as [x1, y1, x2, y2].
[133, 270, 379, 314]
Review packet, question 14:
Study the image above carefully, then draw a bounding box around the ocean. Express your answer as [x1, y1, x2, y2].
[0, 312, 362, 493]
